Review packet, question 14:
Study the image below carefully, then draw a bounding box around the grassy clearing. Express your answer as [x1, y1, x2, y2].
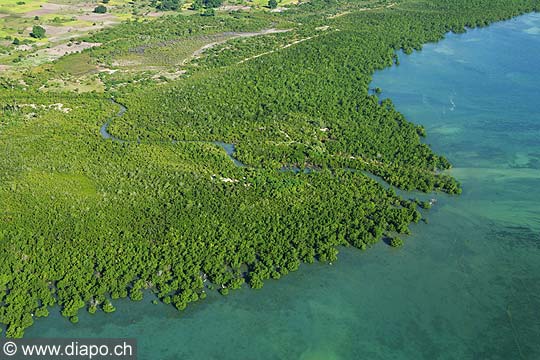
[0, 0, 136, 45]
[53, 52, 97, 74]
[0, 14, 39, 40]
[0, 0, 48, 14]
[113, 34, 238, 69]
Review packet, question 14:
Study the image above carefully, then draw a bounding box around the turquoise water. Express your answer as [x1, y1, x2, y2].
[26, 14, 540, 359]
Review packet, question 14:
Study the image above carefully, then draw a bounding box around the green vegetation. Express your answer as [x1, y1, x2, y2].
[0, 0, 538, 338]
[154, 0, 182, 11]
[390, 237, 404, 248]
[204, 0, 222, 8]
[30, 25, 46, 39]
[94, 5, 108, 14]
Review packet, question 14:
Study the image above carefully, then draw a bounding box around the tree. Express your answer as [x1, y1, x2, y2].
[268, 0, 278, 9]
[157, 0, 181, 11]
[30, 25, 46, 39]
[201, 7, 215, 16]
[204, 0, 221, 8]
[102, 301, 116, 313]
[390, 237, 404, 247]
[191, 0, 203, 10]
[94, 5, 107, 13]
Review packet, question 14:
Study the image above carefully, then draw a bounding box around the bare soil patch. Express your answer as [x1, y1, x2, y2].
[112, 59, 141, 67]
[15, 44, 34, 51]
[191, 28, 291, 59]
[25, 24, 99, 41]
[41, 25, 74, 37]
[220, 5, 251, 11]
[38, 41, 101, 57]
[24, 3, 71, 17]
[76, 13, 117, 23]
[145, 11, 167, 17]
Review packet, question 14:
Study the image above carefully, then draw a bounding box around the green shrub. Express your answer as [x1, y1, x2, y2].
[30, 25, 46, 39]
[94, 5, 107, 13]
[390, 237, 404, 248]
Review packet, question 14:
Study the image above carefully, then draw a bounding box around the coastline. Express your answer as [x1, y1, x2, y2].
[2, 1, 536, 352]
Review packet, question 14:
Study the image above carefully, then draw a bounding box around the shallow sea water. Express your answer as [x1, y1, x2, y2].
[26, 13, 540, 360]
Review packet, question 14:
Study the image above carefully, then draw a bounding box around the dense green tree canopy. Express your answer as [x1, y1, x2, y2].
[204, 0, 222, 9]
[93, 5, 107, 14]
[157, 0, 182, 11]
[30, 25, 46, 39]
[0, 0, 537, 338]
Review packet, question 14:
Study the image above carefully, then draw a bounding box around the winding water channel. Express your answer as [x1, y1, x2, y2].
[100, 99, 247, 167]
